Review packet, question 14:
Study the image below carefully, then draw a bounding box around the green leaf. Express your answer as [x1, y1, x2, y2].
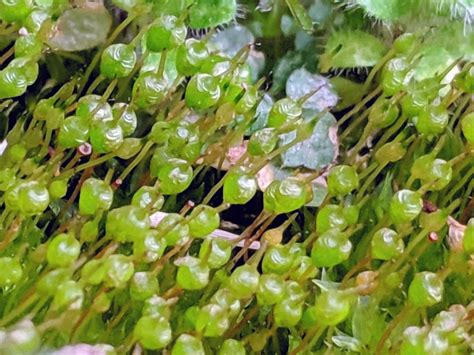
[209, 24, 255, 57]
[352, 0, 410, 22]
[329, 77, 367, 111]
[320, 30, 387, 72]
[152, 0, 192, 16]
[411, 23, 474, 81]
[372, 171, 393, 221]
[47, 7, 112, 52]
[332, 334, 363, 352]
[352, 296, 386, 349]
[271, 51, 305, 94]
[189, 0, 238, 29]
[312, 278, 340, 291]
[308, 0, 333, 25]
[286, 68, 338, 112]
[285, 0, 313, 33]
[280, 112, 338, 170]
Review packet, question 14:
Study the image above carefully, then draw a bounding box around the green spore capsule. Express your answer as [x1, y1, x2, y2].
[100, 44, 137, 79]
[400, 326, 429, 355]
[143, 295, 171, 319]
[134, 316, 172, 350]
[228, 264, 260, 299]
[133, 229, 167, 262]
[5, 181, 50, 216]
[0, 0, 33, 23]
[393, 33, 417, 54]
[132, 186, 164, 210]
[195, 303, 230, 337]
[156, 213, 190, 246]
[219, 339, 246, 355]
[0, 168, 16, 192]
[130, 271, 159, 301]
[461, 112, 474, 144]
[0, 257, 23, 287]
[185, 73, 222, 110]
[248, 128, 278, 156]
[24, 9, 49, 33]
[132, 72, 168, 108]
[267, 98, 302, 128]
[223, 169, 257, 205]
[34, 99, 64, 129]
[414, 105, 449, 136]
[199, 238, 231, 269]
[103, 254, 135, 288]
[112, 103, 137, 137]
[211, 288, 241, 318]
[79, 178, 113, 215]
[262, 245, 294, 275]
[371, 227, 404, 260]
[389, 189, 423, 225]
[90, 121, 124, 153]
[264, 178, 308, 214]
[313, 290, 350, 326]
[8, 143, 27, 162]
[46, 233, 81, 268]
[48, 179, 68, 199]
[256, 273, 285, 305]
[274, 299, 303, 327]
[381, 57, 408, 96]
[172, 334, 205, 355]
[368, 97, 400, 128]
[156, 158, 193, 195]
[200, 54, 230, 76]
[375, 141, 406, 163]
[15, 34, 42, 59]
[463, 219, 474, 253]
[290, 256, 318, 281]
[37, 269, 71, 296]
[188, 205, 220, 238]
[52, 280, 84, 310]
[146, 15, 186, 52]
[327, 165, 359, 196]
[189, 0, 237, 29]
[81, 259, 106, 285]
[414, 157, 452, 191]
[408, 271, 444, 307]
[176, 256, 210, 290]
[311, 230, 352, 267]
[106, 205, 150, 242]
[57, 115, 89, 148]
[316, 204, 348, 234]
[76, 95, 113, 122]
[0, 66, 28, 99]
[176, 39, 209, 76]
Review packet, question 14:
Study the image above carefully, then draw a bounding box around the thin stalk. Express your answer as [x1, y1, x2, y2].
[362, 49, 395, 92]
[441, 166, 474, 205]
[86, 74, 105, 95]
[58, 152, 116, 179]
[79, 14, 137, 94]
[116, 141, 154, 183]
[375, 304, 415, 355]
[338, 86, 382, 127]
